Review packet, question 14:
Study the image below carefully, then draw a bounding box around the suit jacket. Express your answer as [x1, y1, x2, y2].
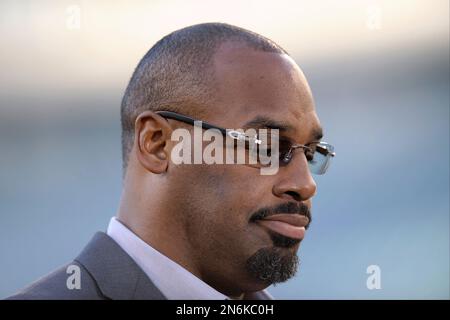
[7, 232, 167, 300]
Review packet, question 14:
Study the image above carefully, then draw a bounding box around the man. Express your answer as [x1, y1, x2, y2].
[7, 22, 334, 300]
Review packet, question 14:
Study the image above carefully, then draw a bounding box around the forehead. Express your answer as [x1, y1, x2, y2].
[209, 42, 322, 142]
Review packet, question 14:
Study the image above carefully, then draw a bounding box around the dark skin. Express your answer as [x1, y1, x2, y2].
[117, 41, 322, 298]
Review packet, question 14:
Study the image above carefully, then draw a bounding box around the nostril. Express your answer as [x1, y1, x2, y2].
[285, 191, 301, 201]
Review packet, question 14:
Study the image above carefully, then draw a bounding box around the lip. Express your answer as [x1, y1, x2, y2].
[256, 214, 309, 240]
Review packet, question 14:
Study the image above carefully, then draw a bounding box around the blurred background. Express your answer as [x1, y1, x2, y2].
[0, 0, 448, 299]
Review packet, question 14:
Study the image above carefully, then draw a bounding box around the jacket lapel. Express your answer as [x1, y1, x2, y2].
[75, 232, 166, 300]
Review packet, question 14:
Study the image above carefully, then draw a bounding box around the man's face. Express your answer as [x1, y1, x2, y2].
[163, 43, 322, 295]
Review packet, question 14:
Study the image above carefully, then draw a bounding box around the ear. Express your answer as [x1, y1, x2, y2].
[134, 111, 173, 174]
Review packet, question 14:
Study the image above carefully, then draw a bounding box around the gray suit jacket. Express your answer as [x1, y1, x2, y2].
[7, 232, 167, 300]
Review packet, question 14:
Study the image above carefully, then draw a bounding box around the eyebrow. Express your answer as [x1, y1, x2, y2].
[242, 116, 293, 132]
[242, 116, 324, 141]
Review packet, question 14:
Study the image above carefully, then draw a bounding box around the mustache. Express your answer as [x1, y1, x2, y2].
[249, 201, 312, 229]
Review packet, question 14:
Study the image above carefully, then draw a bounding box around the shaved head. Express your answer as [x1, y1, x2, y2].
[120, 22, 288, 172]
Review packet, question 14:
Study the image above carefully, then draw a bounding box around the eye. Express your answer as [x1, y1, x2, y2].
[278, 140, 293, 165]
[305, 149, 314, 161]
[280, 153, 292, 164]
[304, 143, 318, 161]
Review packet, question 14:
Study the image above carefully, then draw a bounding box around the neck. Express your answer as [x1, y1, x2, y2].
[117, 178, 203, 282]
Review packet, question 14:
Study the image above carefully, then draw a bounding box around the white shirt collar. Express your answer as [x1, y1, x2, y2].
[107, 217, 232, 299]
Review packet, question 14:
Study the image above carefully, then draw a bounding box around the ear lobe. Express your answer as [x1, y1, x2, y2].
[134, 111, 172, 174]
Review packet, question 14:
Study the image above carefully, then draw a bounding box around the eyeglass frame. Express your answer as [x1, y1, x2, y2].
[155, 110, 335, 172]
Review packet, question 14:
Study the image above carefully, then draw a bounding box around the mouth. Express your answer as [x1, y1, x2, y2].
[255, 214, 309, 240]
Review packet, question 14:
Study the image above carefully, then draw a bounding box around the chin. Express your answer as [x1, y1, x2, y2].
[244, 245, 300, 285]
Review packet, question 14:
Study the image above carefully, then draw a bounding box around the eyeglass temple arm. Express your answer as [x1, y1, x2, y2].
[157, 111, 260, 144]
[156, 111, 228, 136]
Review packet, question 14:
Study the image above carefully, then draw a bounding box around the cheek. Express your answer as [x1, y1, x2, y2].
[176, 167, 236, 220]
[169, 164, 273, 249]
[199, 165, 256, 217]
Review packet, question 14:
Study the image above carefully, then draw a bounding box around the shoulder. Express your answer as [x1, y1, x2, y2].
[5, 261, 105, 300]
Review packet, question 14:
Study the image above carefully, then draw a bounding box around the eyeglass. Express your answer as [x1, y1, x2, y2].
[156, 111, 335, 175]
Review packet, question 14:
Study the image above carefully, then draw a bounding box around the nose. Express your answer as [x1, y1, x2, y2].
[272, 151, 317, 202]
